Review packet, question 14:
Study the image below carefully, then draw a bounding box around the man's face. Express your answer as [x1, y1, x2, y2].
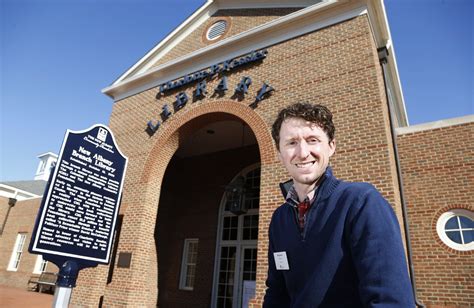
[278, 117, 335, 190]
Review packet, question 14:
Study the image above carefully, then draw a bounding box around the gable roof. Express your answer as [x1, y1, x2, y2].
[111, 0, 321, 86]
[103, 0, 408, 127]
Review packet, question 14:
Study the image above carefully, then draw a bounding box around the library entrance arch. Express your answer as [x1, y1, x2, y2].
[155, 113, 261, 308]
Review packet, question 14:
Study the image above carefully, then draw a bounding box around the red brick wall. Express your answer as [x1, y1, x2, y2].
[72, 13, 405, 307]
[70, 262, 109, 307]
[0, 197, 58, 289]
[398, 122, 474, 308]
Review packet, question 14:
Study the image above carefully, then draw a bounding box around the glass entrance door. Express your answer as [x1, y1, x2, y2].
[215, 244, 257, 308]
[216, 246, 237, 307]
[239, 246, 257, 308]
[212, 166, 260, 308]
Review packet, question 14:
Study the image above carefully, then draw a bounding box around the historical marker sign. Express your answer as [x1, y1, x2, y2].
[29, 124, 128, 264]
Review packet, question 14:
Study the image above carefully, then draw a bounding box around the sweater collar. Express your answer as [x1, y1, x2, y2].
[316, 167, 339, 202]
[279, 167, 339, 203]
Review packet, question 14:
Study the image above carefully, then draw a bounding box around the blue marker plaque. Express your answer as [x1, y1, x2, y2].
[29, 124, 127, 265]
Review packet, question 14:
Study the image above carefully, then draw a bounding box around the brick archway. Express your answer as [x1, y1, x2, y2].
[141, 101, 276, 184]
[103, 101, 281, 307]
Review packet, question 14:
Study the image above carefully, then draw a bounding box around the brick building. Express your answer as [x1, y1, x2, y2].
[0, 0, 472, 307]
[0, 153, 59, 289]
[397, 118, 473, 307]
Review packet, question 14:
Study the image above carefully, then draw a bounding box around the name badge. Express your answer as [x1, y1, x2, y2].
[273, 251, 290, 270]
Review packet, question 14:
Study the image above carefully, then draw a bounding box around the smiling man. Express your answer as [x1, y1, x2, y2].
[263, 103, 415, 307]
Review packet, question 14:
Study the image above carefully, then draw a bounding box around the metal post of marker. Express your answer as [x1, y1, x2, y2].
[53, 261, 79, 308]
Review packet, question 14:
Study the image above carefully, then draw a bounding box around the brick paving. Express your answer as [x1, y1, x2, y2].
[0, 285, 53, 308]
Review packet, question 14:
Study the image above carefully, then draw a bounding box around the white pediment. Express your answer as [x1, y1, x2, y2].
[103, 0, 408, 126]
[110, 0, 324, 86]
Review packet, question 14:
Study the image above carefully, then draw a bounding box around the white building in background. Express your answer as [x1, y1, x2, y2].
[0, 152, 57, 201]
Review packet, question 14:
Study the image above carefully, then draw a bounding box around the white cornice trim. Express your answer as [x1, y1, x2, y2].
[366, 0, 408, 126]
[0, 184, 42, 199]
[396, 115, 474, 135]
[103, 0, 369, 100]
[37, 152, 58, 158]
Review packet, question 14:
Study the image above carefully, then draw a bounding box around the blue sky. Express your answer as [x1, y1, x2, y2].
[1, 0, 473, 181]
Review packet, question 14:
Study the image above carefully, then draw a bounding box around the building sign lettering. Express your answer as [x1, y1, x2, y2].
[157, 49, 268, 95]
[147, 50, 274, 136]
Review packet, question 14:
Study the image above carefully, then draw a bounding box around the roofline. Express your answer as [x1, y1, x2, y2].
[396, 114, 474, 135]
[103, 0, 408, 126]
[112, 0, 215, 85]
[103, 0, 355, 97]
[215, 0, 325, 9]
[112, 0, 323, 85]
[0, 183, 42, 198]
[37, 152, 58, 158]
[366, 0, 408, 126]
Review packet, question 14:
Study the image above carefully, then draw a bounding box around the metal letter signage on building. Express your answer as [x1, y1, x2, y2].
[146, 49, 275, 136]
[156, 49, 268, 96]
[29, 124, 128, 266]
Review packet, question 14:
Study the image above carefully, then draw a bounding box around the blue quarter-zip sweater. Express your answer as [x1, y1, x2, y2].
[263, 168, 415, 307]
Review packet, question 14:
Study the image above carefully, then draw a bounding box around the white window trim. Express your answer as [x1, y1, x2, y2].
[7, 233, 27, 271]
[179, 238, 199, 291]
[436, 209, 474, 251]
[33, 255, 48, 274]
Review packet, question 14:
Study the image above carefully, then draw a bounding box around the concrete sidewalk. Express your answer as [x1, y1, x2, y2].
[0, 285, 53, 308]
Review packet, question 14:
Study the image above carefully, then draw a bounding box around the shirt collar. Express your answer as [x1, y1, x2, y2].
[285, 184, 318, 207]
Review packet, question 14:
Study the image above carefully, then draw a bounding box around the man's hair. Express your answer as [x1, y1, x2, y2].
[271, 102, 335, 150]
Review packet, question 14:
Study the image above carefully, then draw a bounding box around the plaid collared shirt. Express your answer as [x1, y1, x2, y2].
[285, 185, 318, 231]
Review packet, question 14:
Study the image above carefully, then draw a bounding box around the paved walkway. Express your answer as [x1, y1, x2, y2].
[0, 285, 53, 308]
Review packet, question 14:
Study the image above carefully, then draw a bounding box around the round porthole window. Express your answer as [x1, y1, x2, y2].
[436, 209, 474, 251]
[206, 20, 228, 41]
